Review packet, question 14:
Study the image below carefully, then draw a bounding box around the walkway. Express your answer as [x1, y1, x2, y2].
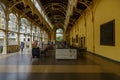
[0, 48, 120, 80]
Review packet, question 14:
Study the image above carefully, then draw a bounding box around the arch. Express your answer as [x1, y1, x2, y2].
[20, 18, 30, 33]
[8, 13, 18, 32]
[0, 2, 5, 53]
[20, 18, 30, 43]
[0, 2, 5, 13]
[56, 28, 64, 42]
[49, 15, 65, 19]
[44, 3, 66, 12]
[8, 1, 33, 15]
[78, 1, 95, 52]
[20, 7, 31, 18]
[21, 18, 30, 26]
[44, 3, 66, 17]
[53, 23, 64, 29]
[9, 1, 22, 10]
[8, 13, 18, 45]
[46, 10, 66, 17]
[78, 1, 92, 13]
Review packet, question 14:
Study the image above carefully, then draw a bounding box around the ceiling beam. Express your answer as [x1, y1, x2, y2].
[64, 0, 78, 32]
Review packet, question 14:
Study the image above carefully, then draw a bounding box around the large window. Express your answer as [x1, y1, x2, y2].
[56, 28, 63, 42]
[0, 30, 4, 53]
[8, 13, 18, 45]
[36, 27, 40, 39]
[32, 26, 35, 41]
[8, 13, 18, 32]
[20, 18, 30, 33]
[0, 4, 5, 53]
[100, 20, 115, 46]
[0, 5, 5, 29]
[20, 18, 30, 45]
[8, 32, 17, 45]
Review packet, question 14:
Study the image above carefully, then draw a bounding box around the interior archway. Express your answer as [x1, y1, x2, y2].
[56, 28, 64, 42]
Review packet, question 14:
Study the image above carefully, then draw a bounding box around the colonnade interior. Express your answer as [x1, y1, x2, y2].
[0, 0, 120, 80]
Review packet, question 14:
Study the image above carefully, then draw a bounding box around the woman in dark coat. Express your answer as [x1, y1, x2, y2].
[20, 42, 24, 52]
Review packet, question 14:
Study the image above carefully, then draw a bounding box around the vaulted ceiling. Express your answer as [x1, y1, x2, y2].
[39, 0, 93, 31]
[4, 0, 93, 33]
[39, 0, 68, 29]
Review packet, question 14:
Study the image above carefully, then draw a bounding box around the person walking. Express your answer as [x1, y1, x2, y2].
[20, 42, 25, 53]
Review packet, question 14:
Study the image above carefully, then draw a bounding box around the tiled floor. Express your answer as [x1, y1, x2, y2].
[0, 48, 120, 80]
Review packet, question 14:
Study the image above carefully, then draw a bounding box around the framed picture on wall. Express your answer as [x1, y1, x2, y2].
[100, 19, 115, 46]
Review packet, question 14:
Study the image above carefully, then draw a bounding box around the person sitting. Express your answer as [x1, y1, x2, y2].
[32, 40, 40, 58]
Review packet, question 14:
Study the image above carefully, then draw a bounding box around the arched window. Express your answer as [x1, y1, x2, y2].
[20, 18, 25, 33]
[8, 13, 18, 45]
[0, 4, 5, 29]
[56, 28, 64, 42]
[8, 13, 18, 32]
[20, 18, 30, 42]
[0, 4, 5, 53]
[8, 31, 17, 45]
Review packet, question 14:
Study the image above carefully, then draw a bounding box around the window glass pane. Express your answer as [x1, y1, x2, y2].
[36, 27, 39, 37]
[20, 25, 25, 33]
[32, 26, 35, 35]
[8, 32, 17, 45]
[20, 34, 25, 42]
[56, 28, 63, 33]
[0, 5, 5, 29]
[8, 13, 18, 32]
[27, 26, 30, 36]
[0, 30, 4, 53]
[20, 18, 30, 33]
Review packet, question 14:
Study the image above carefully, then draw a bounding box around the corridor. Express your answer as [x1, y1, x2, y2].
[0, 48, 120, 80]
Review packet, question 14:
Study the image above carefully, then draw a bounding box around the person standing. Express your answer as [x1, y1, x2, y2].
[32, 40, 40, 58]
[20, 42, 25, 53]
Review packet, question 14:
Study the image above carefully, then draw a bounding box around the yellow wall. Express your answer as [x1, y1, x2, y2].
[70, 15, 86, 47]
[86, 12, 93, 51]
[70, 0, 120, 62]
[93, 0, 120, 61]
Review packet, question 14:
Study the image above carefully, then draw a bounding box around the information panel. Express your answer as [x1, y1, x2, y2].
[56, 49, 77, 59]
